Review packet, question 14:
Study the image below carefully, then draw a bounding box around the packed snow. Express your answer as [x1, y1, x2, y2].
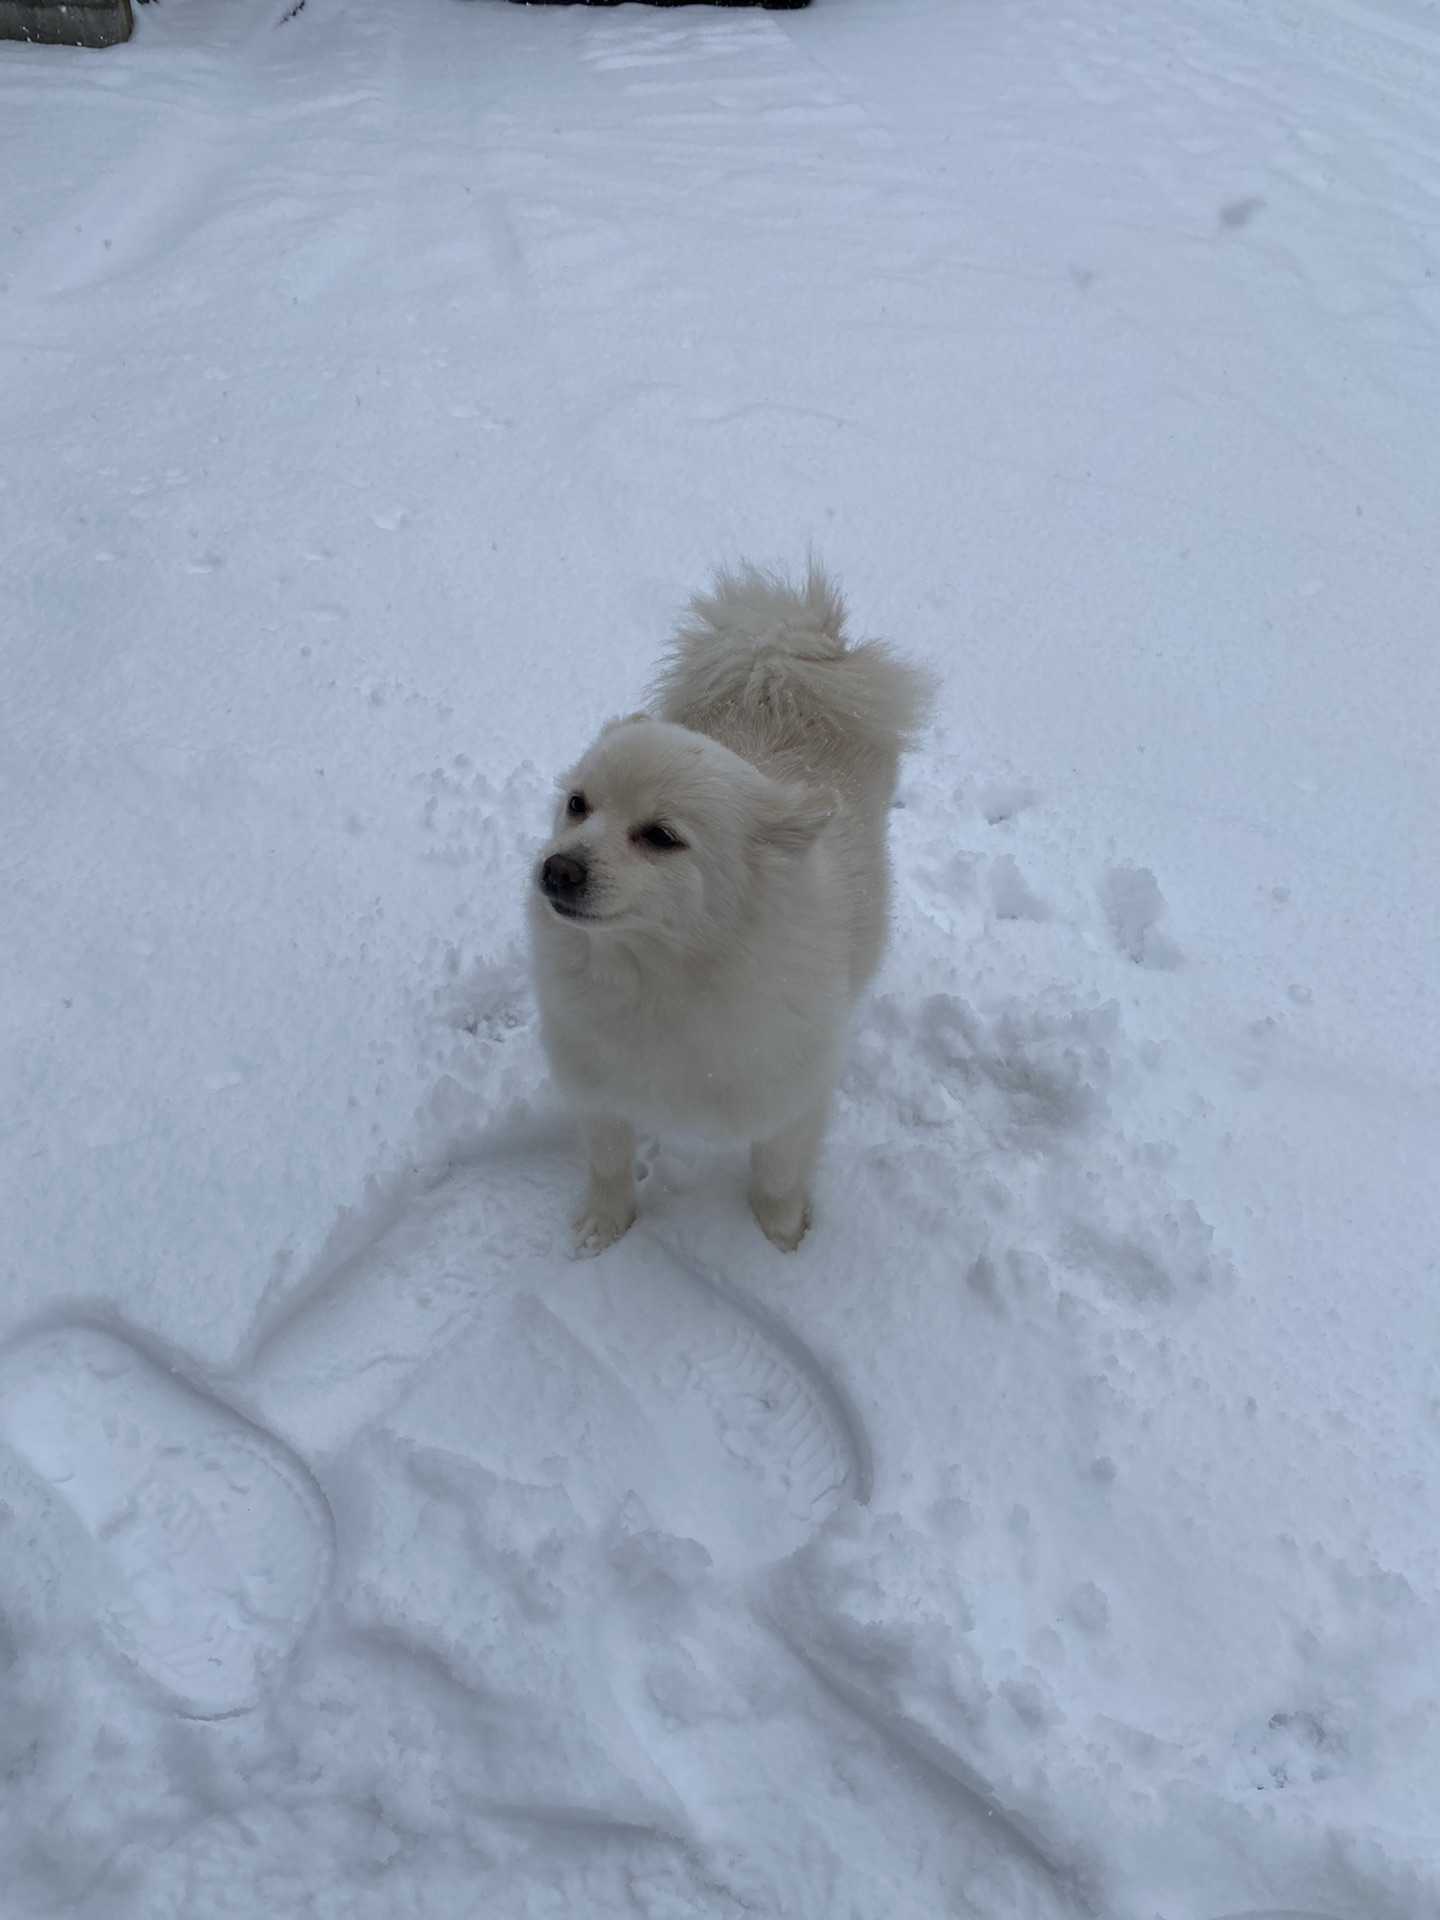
[2, 0, 1438, 1914]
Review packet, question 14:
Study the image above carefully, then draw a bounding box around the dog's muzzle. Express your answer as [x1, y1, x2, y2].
[540, 851, 591, 917]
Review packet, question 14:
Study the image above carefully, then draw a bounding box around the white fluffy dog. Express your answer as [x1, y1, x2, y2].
[528, 563, 933, 1253]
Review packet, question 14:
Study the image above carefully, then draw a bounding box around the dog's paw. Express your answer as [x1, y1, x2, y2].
[573, 1188, 638, 1258]
[751, 1189, 812, 1253]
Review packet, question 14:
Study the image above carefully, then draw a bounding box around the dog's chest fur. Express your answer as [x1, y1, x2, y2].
[534, 928, 841, 1140]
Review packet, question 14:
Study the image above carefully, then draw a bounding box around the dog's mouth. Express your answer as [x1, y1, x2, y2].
[546, 898, 612, 925]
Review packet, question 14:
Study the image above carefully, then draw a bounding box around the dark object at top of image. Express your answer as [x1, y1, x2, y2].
[0, 0, 133, 47]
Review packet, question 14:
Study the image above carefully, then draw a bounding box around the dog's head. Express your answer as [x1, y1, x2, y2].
[533, 716, 833, 945]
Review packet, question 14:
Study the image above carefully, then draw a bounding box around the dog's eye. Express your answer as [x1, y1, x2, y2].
[566, 793, 588, 820]
[635, 823, 685, 852]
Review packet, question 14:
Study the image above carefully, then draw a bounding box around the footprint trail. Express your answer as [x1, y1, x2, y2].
[0, 1326, 331, 1716]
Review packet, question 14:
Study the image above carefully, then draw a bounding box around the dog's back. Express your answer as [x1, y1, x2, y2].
[651, 562, 935, 990]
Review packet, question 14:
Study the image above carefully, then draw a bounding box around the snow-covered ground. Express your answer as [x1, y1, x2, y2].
[3, 0, 1438, 1913]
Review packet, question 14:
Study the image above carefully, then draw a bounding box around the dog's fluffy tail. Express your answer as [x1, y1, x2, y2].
[650, 562, 935, 784]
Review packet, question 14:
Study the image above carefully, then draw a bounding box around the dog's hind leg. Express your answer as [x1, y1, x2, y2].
[749, 1103, 828, 1252]
[574, 1113, 638, 1256]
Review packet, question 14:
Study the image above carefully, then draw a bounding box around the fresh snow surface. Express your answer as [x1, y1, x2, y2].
[2, 0, 1439, 1914]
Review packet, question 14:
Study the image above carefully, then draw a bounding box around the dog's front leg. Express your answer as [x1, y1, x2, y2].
[749, 1103, 828, 1251]
[574, 1113, 637, 1255]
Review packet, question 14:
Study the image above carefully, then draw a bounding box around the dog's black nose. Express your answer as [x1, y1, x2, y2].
[541, 851, 588, 899]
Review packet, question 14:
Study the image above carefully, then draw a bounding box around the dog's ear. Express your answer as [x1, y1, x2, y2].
[753, 782, 836, 855]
